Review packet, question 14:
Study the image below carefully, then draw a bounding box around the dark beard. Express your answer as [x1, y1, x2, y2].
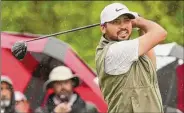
[59, 94, 69, 102]
[104, 34, 130, 42]
[56, 90, 72, 102]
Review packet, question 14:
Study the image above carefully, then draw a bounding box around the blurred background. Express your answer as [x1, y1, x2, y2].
[2, 1, 183, 69]
[1, 1, 184, 113]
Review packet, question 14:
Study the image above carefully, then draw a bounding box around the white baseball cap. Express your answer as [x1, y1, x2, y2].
[15, 91, 27, 101]
[100, 3, 138, 24]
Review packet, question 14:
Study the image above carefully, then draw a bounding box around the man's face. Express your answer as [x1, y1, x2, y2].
[15, 100, 30, 112]
[53, 79, 73, 98]
[1, 82, 12, 107]
[101, 15, 133, 41]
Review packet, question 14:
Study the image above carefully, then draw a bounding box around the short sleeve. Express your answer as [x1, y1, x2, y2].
[105, 39, 139, 75]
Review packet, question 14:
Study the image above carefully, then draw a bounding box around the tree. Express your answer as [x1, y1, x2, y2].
[2, 1, 183, 69]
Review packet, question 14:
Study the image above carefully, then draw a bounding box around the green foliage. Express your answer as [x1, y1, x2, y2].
[1, 1, 184, 70]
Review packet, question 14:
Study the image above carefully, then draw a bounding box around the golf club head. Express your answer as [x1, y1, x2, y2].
[11, 41, 27, 60]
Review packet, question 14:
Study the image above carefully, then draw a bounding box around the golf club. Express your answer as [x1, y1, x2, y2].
[11, 23, 100, 60]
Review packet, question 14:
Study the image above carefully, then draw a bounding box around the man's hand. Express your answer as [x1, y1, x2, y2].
[131, 12, 141, 28]
[54, 103, 71, 113]
[131, 16, 167, 57]
[131, 17, 139, 28]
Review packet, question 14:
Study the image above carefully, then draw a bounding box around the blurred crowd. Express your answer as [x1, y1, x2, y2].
[1, 66, 98, 113]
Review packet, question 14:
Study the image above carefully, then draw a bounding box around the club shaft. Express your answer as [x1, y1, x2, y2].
[26, 23, 100, 42]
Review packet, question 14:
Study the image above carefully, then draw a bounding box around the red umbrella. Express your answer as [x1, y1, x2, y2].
[1, 48, 32, 92]
[177, 64, 184, 112]
[1, 32, 107, 112]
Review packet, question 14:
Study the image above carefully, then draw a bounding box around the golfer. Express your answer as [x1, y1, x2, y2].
[95, 3, 167, 113]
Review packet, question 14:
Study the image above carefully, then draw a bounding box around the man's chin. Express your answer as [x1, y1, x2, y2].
[118, 37, 129, 41]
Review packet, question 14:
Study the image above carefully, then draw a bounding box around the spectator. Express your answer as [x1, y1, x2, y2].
[14, 91, 32, 113]
[1, 75, 16, 113]
[35, 66, 98, 113]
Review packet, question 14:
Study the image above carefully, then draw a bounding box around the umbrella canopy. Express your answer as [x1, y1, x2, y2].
[1, 48, 32, 92]
[154, 42, 184, 60]
[1, 31, 107, 112]
[153, 43, 184, 112]
[176, 64, 184, 112]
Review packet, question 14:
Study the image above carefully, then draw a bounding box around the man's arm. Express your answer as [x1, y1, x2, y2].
[138, 29, 156, 68]
[104, 17, 166, 75]
[132, 17, 167, 58]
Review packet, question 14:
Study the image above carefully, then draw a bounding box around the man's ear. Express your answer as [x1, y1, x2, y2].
[100, 25, 106, 34]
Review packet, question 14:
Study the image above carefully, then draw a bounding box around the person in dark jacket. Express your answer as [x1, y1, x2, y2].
[35, 66, 98, 113]
[1, 75, 16, 113]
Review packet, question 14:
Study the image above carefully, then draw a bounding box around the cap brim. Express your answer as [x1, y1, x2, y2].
[102, 11, 137, 25]
[116, 11, 137, 20]
[122, 12, 136, 19]
[1, 79, 13, 86]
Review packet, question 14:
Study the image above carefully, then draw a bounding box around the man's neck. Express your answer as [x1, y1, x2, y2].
[103, 34, 119, 42]
[103, 34, 112, 41]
